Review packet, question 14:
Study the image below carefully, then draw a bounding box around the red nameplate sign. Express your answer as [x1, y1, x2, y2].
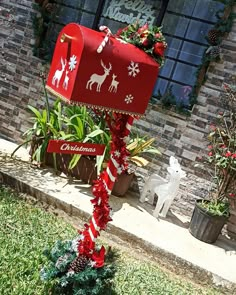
[47, 140, 106, 156]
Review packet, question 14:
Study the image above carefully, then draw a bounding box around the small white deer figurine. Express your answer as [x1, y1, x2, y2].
[52, 58, 67, 88]
[63, 70, 69, 90]
[86, 60, 112, 92]
[108, 74, 119, 93]
[140, 156, 186, 218]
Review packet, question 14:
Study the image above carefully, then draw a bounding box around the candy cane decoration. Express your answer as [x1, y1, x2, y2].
[97, 26, 112, 54]
[77, 114, 135, 267]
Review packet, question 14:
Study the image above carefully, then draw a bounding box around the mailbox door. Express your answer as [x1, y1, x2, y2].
[46, 23, 84, 101]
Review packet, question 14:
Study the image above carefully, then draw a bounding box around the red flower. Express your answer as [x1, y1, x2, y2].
[141, 38, 149, 47]
[153, 42, 166, 57]
[232, 153, 236, 159]
[229, 193, 235, 198]
[208, 151, 213, 156]
[115, 26, 128, 37]
[137, 23, 149, 35]
[225, 151, 232, 157]
[155, 33, 162, 39]
[210, 124, 216, 130]
[223, 83, 229, 90]
[220, 144, 226, 149]
[208, 145, 213, 149]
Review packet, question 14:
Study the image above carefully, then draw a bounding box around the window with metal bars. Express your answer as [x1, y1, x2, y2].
[45, 0, 224, 108]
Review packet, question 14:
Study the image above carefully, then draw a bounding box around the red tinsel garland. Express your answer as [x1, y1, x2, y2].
[76, 113, 135, 267]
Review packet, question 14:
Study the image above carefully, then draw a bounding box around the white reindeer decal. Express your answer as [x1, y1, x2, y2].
[140, 156, 186, 218]
[52, 58, 67, 88]
[63, 70, 69, 90]
[108, 74, 119, 93]
[86, 60, 112, 92]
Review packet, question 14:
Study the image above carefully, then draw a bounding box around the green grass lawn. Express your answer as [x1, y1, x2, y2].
[0, 185, 220, 295]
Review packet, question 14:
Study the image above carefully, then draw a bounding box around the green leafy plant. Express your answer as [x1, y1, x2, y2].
[198, 80, 236, 217]
[11, 98, 63, 164]
[126, 134, 161, 168]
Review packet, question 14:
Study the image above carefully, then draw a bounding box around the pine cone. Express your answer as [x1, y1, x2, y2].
[68, 255, 90, 273]
[208, 29, 220, 45]
[45, 3, 55, 13]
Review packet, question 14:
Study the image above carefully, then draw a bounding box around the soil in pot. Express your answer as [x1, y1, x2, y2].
[189, 200, 228, 244]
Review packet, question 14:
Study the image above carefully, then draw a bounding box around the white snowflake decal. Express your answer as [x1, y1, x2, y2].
[114, 150, 121, 157]
[125, 94, 134, 104]
[123, 136, 130, 144]
[117, 167, 123, 175]
[128, 61, 140, 77]
[69, 54, 77, 71]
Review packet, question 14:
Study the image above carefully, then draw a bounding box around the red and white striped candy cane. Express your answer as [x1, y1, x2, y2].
[97, 26, 112, 53]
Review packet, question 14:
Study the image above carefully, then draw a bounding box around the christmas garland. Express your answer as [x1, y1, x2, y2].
[41, 113, 136, 292]
[152, 0, 236, 114]
[32, 0, 56, 61]
[115, 22, 167, 67]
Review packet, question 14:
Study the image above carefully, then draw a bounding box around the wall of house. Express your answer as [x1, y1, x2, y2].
[0, 1, 235, 238]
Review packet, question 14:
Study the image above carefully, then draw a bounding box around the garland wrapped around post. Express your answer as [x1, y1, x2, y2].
[76, 113, 135, 268]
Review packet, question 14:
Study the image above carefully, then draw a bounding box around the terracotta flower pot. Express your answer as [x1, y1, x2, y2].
[112, 172, 134, 197]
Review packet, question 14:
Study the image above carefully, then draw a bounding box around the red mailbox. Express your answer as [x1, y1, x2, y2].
[46, 23, 159, 116]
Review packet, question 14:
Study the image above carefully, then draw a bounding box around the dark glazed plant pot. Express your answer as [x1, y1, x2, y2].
[45, 153, 96, 184]
[189, 200, 228, 244]
[77, 156, 97, 185]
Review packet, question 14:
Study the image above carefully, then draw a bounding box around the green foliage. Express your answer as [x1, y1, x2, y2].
[207, 81, 236, 203]
[115, 22, 167, 66]
[127, 134, 161, 167]
[32, 2, 56, 61]
[0, 185, 75, 294]
[159, 86, 176, 108]
[154, 86, 191, 116]
[41, 239, 117, 294]
[155, 1, 235, 113]
[0, 186, 220, 295]
[189, 1, 235, 105]
[195, 80, 236, 216]
[199, 199, 230, 217]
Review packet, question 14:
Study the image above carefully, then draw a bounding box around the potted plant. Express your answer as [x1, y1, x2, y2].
[112, 134, 161, 196]
[189, 81, 236, 243]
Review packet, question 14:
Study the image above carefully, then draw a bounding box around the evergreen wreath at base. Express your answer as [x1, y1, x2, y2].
[40, 239, 117, 295]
